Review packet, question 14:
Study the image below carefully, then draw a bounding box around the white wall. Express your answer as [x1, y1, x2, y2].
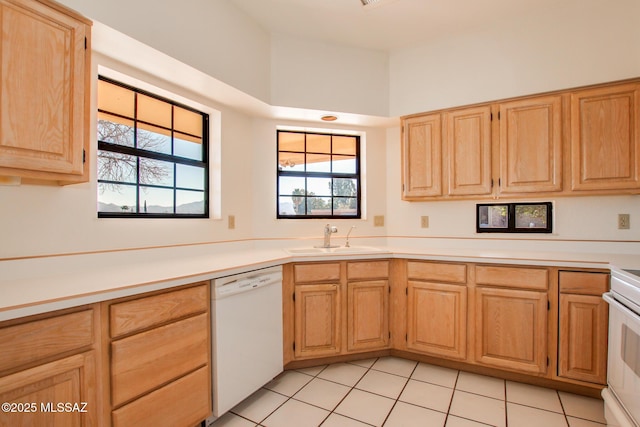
[270, 34, 389, 117]
[389, 0, 640, 116]
[249, 119, 389, 246]
[57, 0, 272, 103]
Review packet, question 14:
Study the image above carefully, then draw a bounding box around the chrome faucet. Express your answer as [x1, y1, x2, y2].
[322, 223, 338, 248]
[345, 226, 356, 247]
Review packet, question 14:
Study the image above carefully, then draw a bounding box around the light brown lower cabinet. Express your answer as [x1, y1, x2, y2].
[475, 286, 548, 374]
[287, 260, 391, 362]
[558, 271, 609, 385]
[406, 280, 467, 360]
[294, 283, 342, 358]
[347, 280, 389, 352]
[0, 306, 99, 427]
[104, 282, 212, 427]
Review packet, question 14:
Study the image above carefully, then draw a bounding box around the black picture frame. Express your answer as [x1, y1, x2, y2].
[477, 202, 553, 233]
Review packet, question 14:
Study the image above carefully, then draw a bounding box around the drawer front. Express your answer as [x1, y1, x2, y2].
[0, 309, 93, 372]
[110, 284, 208, 338]
[111, 313, 209, 407]
[112, 366, 210, 427]
[476, 265, 548, 290]
[407, 261, 467, 284]
[559, 271, 609, 295]
[294, 263, 341, 283]
[347, 261, 389, 280]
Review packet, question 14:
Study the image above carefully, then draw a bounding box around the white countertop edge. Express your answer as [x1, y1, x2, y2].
[0, 245, 633, 322]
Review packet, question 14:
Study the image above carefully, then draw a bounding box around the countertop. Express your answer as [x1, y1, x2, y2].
[1, 240, 638, 321]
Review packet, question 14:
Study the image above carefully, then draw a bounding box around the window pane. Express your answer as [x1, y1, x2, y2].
[332, 155, 356, 173]
[137, 93, 171, 128]
[137, 123, 171, 154]
[176, 190, 205, 214]
[176, 164, 205, 190]
[279, 176, 305, 196]
[307, 177, 332, 196]
[98, 114, 134, 147]
[278, 152, 305, 171]
[333, 136, 357, 155]
[139, 158, 174, 187]
[98, 151, 137, 183]
[333, 197, 357, 216]
[307, 134, 331, 153]
[139, 186, 174, 214]
[174, 134, 202, 160]
[279, 196, 303, 215]
[307, 197, 331, 215]
[279, 132, 305, 152]
[306, 153, 331, 173]
[98, 80, 134, 118]
[174, 106, 202, 138]
[515, 204, 548, 228]
[98, 183, 137, 213]
[333, 178, 357, 197]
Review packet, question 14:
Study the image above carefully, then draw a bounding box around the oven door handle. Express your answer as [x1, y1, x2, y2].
[604, 292, 640, 319]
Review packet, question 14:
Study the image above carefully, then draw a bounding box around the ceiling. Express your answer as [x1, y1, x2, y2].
[229, 0, 562, 51]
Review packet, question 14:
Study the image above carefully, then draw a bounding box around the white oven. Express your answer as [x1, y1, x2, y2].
[603, 267, 640, 427]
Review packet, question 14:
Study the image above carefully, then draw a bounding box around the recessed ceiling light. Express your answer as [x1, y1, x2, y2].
[321, 115, 338, 121]
[360, 0, 381, 5]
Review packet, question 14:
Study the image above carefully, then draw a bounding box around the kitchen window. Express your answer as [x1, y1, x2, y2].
[97, 76, 209, 218]
[277, 130, 361, 218]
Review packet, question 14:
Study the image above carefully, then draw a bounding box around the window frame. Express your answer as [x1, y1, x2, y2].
[97, 75, 210, 219]
[476, 202, 553, 233]
[277, 130, 362, 219]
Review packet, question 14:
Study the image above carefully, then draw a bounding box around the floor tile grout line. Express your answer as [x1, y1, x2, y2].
[379, 360, 418, 426]
[442, 368, 461, 427]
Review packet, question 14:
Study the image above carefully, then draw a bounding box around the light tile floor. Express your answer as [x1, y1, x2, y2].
[210, 357, 607, 427]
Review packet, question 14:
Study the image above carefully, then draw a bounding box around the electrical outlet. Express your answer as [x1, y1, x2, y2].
[228, 215, 236, 229]
[374, 215, 385, 227]
[420, 216, 429, 228]
[618, 213, 630, 229]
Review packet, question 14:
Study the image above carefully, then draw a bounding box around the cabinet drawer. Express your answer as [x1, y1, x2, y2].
[0, 309, 93, 372]
[347, 261, 389, 280]
[110, 284, 208, 338]
[294, 263, 341, 283]
[407, 261, 467, 284]
[112, 366, 210, 427]
[559, 271, 609, 295]
[111, 313, 209, 407]
[476, 265, 548, 290]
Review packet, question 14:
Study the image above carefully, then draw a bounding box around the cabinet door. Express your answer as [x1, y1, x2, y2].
[445, 106, 492, 196]
[402, 114, 442, 198]
[0, 0, 89, 179]
[499, 96, 563, 193]
[347, 280, 389, 352]
[407, 281, 467, 360]
[475, 287, 548, 374]
[570, 83, 640, 191]
[0, 351, 97, 427]
[294, 284, 341, 358]
[558, 294, 608, 384]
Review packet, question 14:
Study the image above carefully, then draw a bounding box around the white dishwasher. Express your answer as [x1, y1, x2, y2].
[209, 265, 283, 419]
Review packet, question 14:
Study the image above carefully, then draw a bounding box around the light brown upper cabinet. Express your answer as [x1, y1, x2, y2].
[444, 106, 492, 196]
[0, 0, 91, 184]
[402, 114, 442, 198]
[401, 78, 640, 201]
[570, 83, 640, 191]
[499, 96, 563, 194]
